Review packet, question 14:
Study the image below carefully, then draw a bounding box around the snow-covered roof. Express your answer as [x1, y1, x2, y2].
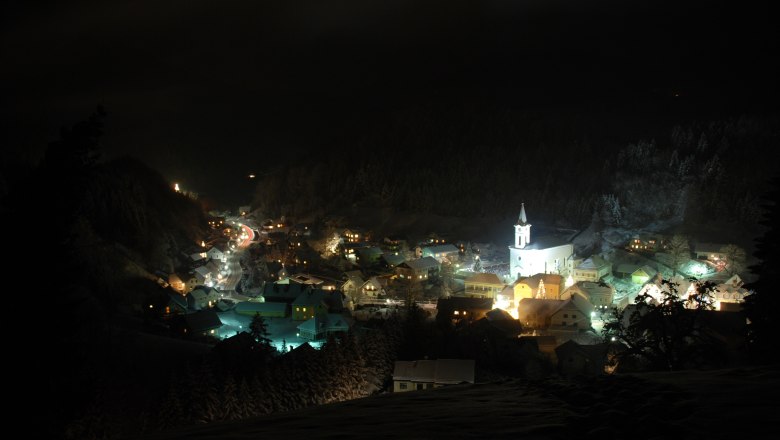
[465, 273, 503, 286]
[516, 273, 563, 290]
[193, 265, 211, 277]
[422, 244, 459, 254]
[381, 252, 406, 266]
[576, 255, 608, 270]
[522, 235, 570, 250]
[401, 256, 439, 270]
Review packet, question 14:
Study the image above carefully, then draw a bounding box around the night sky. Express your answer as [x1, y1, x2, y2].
[2, 0, 776, 207]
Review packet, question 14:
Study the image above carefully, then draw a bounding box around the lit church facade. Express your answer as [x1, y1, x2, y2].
[509, 204, 575, 280]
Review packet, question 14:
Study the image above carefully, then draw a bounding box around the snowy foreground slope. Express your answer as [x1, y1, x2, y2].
[144, 366, 779, 440]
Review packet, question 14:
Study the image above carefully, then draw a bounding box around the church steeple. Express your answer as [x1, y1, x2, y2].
[514, 203, 532, 249]
[517, 203, 528, 226]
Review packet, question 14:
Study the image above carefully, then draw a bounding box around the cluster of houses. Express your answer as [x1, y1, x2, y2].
[152, 205, 752, 387]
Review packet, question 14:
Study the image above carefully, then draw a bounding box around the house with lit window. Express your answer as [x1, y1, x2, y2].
[169, 272, 197, 294]
[627, 235, 667, 252]
[191, 286, 220, 309]
[462, 273, 504, 299]
[517, 298, 592, 330]
[207, 216, 225, 229]
[341, 242, 371, 260]
[436, 297, 494, 324]
[421, 244, 460, 263]
[572, 255, 612, 282]
[393, 359, 475, 392]
[359, 276, 386, 301]
[396, 257, 440, 282]
[341, 271, 365, 299]
[292, 289, 330, 321]
[343, 228, 369, 243]
[382, 236, 404, 252]
[189, 249, 209, 263]
[184, 310, 223, 336]
[192, 265, 213, 285]
[694, 242, 729, 262]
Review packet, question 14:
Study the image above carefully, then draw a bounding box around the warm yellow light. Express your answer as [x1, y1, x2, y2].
[174, 183, 180, 192]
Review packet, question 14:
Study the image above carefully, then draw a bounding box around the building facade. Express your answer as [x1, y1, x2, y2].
[508, 204, 574, 280]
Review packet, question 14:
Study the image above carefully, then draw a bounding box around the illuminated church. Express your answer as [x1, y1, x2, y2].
[509, 204, 575, 280]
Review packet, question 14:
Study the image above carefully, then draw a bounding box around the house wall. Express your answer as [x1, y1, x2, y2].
[544, 282, 562, 300]
[464, 282, 502, 299]
[393, 380, 435, 392]
[574, 269, 600, 282]
[551, 307, 589, 329]
[169, 274, 186, 293]
[513, 283, 534, 302]
[292, 304, 326, 321]
[396, 266, 438, 283]
[510, 244, 574, 279]
[517, 311, 551, 329]
[632, 271, 651, 285]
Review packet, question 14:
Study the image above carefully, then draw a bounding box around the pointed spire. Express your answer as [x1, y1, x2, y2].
[517, 203, 528, 226]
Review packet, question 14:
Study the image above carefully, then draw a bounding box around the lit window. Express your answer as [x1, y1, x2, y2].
[454, 311, 459, 315]
[303, 307, 307, 312]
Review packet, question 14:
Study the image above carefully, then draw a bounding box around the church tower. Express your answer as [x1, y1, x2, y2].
[514, 203, 531, 249]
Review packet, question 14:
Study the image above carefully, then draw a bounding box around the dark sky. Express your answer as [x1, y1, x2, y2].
[2, 0, 777, 207]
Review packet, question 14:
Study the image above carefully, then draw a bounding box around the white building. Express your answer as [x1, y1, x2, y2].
[206, 244, 227, 263]
[508, 204, 574, 280]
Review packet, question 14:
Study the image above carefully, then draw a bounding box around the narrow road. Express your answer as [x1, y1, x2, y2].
[218, 219, 256, 297]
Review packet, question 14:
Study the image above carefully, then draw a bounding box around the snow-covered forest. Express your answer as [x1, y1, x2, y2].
[252, 111, 777, 239]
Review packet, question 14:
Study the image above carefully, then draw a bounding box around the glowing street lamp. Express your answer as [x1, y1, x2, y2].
[174, 183, 180, 192]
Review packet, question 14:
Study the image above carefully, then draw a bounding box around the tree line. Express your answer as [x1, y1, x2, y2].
[252, 109, 778, 241]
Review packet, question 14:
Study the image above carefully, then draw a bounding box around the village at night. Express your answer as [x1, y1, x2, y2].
[3, 1, 779, 439]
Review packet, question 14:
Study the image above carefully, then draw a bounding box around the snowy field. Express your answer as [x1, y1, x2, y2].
[145, 365, 779, 439]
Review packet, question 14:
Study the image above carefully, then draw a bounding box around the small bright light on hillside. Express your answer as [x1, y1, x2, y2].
[174, 183, 180, 192]
[248, 174, 256, 179]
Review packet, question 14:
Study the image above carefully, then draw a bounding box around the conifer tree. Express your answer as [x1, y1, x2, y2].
[220, 376, 242, 421]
